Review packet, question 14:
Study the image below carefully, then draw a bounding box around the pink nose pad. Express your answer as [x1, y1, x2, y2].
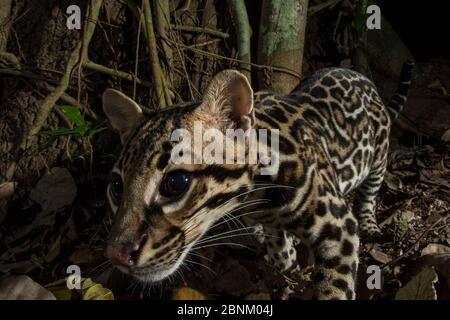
[105, 242, 141, 267]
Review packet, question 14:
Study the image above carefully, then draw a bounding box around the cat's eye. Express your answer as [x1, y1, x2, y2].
[110, 173, 123, 202]
[160, 171, 191, 198]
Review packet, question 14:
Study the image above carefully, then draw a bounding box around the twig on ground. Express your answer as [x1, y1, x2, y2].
[382, 215, 448, 270]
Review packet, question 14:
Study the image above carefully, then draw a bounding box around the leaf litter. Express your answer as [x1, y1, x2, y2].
[0, 142, 449, 300]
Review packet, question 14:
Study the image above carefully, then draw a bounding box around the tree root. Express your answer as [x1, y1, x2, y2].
[5, 0, 102, 181]
[229, 0, 252, 81]
[171, 25, 230, 39]
[142, 0, 169, 108]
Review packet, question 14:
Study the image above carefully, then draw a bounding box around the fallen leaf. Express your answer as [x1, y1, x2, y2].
[395, 266, 438, 300]
[45, 235, 62, 263]
[46, 277, 114, 300]
[0, 275, 56, 300]
[82, 283, 114, 300]
[422, 244, 450, 256]
[420, 169, 450, 191]
[172, 287, 207, 300]
[0, 261, 37, 273]
[245, 292, 271, 300]
[214, 259, 253, 296]
[402, 210, 415, 222]
[29, 167, 77, 215]
[0, 181, 16, 225]
[428, 79, 448, 96]
[0, 182, 16, 200]
[384, 172, 402, 191]
[369, 249, 391, 264]
[419, 254, 450, 288]
[441, 129, 450, 142]
[69, 248, 95, 264]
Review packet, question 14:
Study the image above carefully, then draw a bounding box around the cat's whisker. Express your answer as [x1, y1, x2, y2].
[184, 225, 256, 246]
[184, 258, 216, 275]
[190, 242, 256, 252]
[187, 251, 215, 264]
[189, 231, 278, 248]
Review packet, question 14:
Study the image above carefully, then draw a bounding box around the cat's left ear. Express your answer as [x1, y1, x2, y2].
[200, 70, 254, 130]
[102, 89, 143, 143]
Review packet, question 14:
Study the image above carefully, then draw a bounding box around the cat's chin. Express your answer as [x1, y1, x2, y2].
[131, 268, 176, 283]
[117, 249, 189, 283]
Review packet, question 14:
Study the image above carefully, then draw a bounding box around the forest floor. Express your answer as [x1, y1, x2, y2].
[1, 139, 449, 300]
[1, 43, 449, 300]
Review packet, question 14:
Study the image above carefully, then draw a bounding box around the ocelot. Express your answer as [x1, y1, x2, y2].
[102, 61, 413, 299]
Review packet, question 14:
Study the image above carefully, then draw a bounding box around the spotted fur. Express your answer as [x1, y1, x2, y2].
[102, 62, 413, 299]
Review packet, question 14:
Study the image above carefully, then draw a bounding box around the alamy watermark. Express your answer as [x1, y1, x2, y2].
[66, 264, 81, 289]
[66, 5, 81, 30]
[170, 121, 279, 175]
[65, 4, 382, 31]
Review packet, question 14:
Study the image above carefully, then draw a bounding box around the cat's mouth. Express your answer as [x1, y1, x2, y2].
[116, 248, 190, 283]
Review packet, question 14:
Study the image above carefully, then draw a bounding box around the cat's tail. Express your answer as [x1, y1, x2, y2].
[387, 60, 415, 119]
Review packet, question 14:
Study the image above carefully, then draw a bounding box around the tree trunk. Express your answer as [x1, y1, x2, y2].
[257, 0, 308, 94]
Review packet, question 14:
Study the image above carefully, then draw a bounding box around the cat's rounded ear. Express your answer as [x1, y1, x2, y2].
[200, 70, 254, 130]
[102, 89, 143, 143]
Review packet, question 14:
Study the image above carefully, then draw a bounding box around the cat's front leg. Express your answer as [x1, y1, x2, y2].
[300, 197, 360, 300]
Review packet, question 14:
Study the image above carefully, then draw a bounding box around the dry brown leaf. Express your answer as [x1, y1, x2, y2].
[369, 249, 391, 264]
[44, 235, 61, 263]
[420, 169, 450, 191]
[395, 266, 438, 300]
[172, 287, 207, 300]
[29, 167, 77, 215]
[0, 181, 16, 225]
[428, 79, 448, 96]
[0, 275, 56, 300]
[422, 244, 450, 256]
[419, 254, 450, 288]
[0, 182, 16, 200]
[384, 172, 403, 191]
[69, 248, 96, 264]
[245, 292, 271, 300]
[0, 261, 37, 273]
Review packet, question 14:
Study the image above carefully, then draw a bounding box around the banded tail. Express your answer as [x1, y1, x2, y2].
[387, 60, 415, 119]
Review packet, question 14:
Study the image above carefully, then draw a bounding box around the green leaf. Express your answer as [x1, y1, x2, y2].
[46, 277, 114, 300]
[36, 127, 82, 137]
[60, 105, 86, 128]
[82, 283, 114, 300]
[36, 106, 93, 139]
[395, 266, 438, 300]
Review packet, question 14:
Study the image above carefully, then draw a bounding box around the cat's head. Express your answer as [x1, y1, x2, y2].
[102, 70, 258, 282]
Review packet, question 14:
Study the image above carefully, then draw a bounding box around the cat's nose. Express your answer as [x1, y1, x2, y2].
[105, 238, 145, 267]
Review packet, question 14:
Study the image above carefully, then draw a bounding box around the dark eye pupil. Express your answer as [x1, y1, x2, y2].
[111, 174, 123, 199]
[161, 172, 191, 197]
